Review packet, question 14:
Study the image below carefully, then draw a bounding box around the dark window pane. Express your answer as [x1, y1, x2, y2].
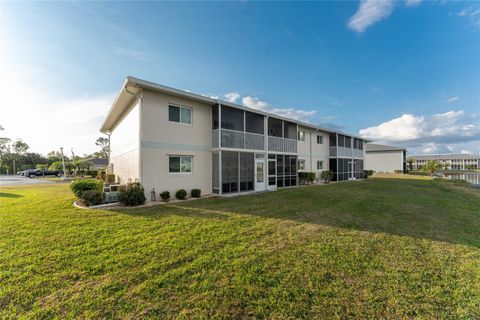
[329, 133, 337, 147]
[338, 135, 345, 147]
[345, 136, 351, 148]
[268, 118, 283, 137]
[169, 105, 180, 122]
[169, 157, 180, 172]
[268, 161, 276, 175]
[284, 121, 297, 139]
[212, 105, 219, 130]
[245, 112, 264, 134]
[269, 177, 276, 186]
[221, 106, 244, 131]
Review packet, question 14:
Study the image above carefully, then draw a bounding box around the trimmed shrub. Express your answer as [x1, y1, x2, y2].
[298, 172, 316, 185]
[85, 170, 98, 178]
[191, 189, 201, 198]
[394, 170, 404, 174]
[320, 170, 334, 184]
[79, 190, 104, 207]
[118, 182, 146, 206]
[160, 191, 170, 202]
[363, 170, 374, 178]
[176, 189, 187, 200]
[70, 179, 103, 198]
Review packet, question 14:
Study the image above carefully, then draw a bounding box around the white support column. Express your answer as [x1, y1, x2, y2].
[265, 116, 268, 153]
[218, 103, 222, 195]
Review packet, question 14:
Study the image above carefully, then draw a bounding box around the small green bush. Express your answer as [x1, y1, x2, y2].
[176, 189, 187, 200]
[191, 189, 201, 198]
[394, 170, 404, 174]
[320, 170, 334, 183]
[160, 191, 170, 202]
[118, 182, 146, 206]
[70, 179, 103, 197]
[298, 172, 316, 185]
[85, 170, 98, 178]
[79, 190, 104, 207]
[363, 170, 375, 178]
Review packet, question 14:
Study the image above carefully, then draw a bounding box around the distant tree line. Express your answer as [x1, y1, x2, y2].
[0, 125, 109, 175]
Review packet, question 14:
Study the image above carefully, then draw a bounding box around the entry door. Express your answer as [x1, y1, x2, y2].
[267, 159, 277, 191]
[255, 158, 266, 191]
[348, 160, 356, 180]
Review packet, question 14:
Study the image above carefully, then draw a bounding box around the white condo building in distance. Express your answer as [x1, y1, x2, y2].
[408, 154, 480, 170]
[100, 77, 367, 197]
[365, 144, 407, 173]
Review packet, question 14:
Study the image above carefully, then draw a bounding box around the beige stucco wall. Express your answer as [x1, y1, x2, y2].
[110, 101, 140, 184]
[140, 89, 212, 197]
[365, 150, 403, 173]
[297, 126, 330, 179]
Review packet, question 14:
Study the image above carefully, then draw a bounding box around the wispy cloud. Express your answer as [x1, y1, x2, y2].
[115, 48, 150, 62]
[446, 96, 459, 103]
[359, 110, 480, 154]
[405, 0, 423, 7]
[456, 6, 480, 28]
[241, 96, 315, 122]
[224, 92, 240, 103]
[347, 0, 395, 33]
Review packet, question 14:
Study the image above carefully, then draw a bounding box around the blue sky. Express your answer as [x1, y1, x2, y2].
[1, 1, 479, 155]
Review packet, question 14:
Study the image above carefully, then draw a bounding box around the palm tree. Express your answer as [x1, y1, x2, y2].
[421, 160, 443, 177]
[407, 158, 415, 171]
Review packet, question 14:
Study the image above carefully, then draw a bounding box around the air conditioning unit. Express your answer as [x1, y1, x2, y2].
[105, 191, 119, 203]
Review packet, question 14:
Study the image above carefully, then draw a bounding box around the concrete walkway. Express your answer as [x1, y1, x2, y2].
[0, 175, 55, 186]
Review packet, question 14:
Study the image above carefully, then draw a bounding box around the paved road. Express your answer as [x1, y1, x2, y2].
[0, 175, 55, 186]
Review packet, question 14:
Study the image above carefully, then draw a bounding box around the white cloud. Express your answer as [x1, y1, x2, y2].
[456, 6, 480, 28]
[421, 143, 452, 154]
[461, 149, 472, 154]
[0, 63, 113, 155]
[224, 92, 240, 103]
[405, 0, 422, 7]
[347, 0, 396, 33]
[114, 48, 150, 62]
[447, 96, 459, 103]
[359, 110, 480, 154]
[242, 96, 269, 111]
[240, 96, 315, 122]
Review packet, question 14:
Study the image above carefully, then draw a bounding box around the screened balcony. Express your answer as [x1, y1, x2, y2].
[328, 134, 364, 159]
[211, 129, 264, 150]
[212, 105, 265, 151]
[267, 118, 297, 153]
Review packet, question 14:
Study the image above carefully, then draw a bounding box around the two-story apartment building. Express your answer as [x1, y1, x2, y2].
[100, 77, 366, 196]
[408, 154, 480, 170]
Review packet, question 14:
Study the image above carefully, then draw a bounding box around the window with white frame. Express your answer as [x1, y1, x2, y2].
[317, 135, 323, 144]
[298, 130, 305, 142]
[317, 160, 323, 170]
[169, 155, 192, 173]
[298, 159, 306, 171]
[169, 105, 192, 124]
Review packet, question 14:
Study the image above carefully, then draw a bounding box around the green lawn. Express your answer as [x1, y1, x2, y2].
[1, 178, 479, 319]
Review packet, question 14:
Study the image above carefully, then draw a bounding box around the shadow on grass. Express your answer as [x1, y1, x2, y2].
[0, 192, 23, 198]
[113, 179, 480, 248]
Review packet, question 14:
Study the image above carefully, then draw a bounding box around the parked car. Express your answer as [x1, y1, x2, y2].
[24, 169, 63, 178]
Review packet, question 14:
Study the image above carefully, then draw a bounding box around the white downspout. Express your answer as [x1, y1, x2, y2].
[310, 128, 320, 172]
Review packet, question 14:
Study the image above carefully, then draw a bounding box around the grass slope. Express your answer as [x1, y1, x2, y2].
[1, 178, 479, 319]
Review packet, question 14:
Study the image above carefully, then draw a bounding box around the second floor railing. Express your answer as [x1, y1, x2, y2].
[268, 136, 297, 153]
[212, 129, 297, 153]
[329, 146, 364, 158]
[212, 129, 265, 151]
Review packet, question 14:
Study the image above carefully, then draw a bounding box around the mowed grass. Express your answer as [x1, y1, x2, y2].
[0, 178, 479, 319]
